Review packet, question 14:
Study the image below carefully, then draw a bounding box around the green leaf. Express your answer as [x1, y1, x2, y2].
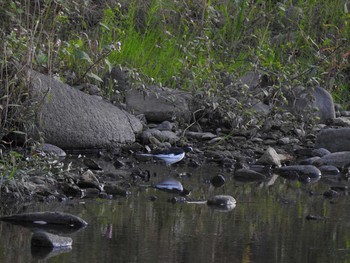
[75, 50, 92, 63]
[105, 59, 113, 73]
[87, 73, 103, 82]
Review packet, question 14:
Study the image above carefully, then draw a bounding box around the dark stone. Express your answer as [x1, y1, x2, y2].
[273, 165, 321, 181]
[318, 165, 340, 177]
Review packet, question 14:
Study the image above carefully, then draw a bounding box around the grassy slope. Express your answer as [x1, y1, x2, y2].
[0, 0, 349, 137]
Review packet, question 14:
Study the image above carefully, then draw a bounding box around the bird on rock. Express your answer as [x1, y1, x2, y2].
[138, 146, 193, 166]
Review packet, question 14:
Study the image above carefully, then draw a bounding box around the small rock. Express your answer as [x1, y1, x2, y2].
[155, 121, 174, 131]
[256, 147, 281, 167]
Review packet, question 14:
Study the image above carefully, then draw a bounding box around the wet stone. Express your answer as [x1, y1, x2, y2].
[318, 165, 340, 177]
[273, 165, 321, 180]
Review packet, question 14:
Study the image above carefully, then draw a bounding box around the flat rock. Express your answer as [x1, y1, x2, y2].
[31, 231, 72, 248]
[125, 86, 192, 123]
[28, 71, 142, 149]
[315, 128, 350, 152]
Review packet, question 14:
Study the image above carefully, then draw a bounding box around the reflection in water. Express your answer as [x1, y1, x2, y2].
[1, 164, 350, 262]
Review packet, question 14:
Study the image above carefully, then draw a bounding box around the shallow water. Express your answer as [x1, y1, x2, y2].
[1, 164, 350, 263]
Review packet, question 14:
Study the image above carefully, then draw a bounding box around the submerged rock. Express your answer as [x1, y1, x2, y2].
[207, 195, 236, 210]
[31, 231, 72, 248]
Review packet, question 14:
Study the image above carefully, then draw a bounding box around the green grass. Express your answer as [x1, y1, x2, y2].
[0, 0, 349, 140]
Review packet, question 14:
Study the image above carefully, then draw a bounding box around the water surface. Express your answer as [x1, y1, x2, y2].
[1, 164, 350, 263]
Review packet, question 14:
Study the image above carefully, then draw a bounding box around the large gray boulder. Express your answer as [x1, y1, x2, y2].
[293, 86, 335, 124]
[29, 71, 143, 149]
[125, 86, 192, 123]
[316, 128, 350, 152]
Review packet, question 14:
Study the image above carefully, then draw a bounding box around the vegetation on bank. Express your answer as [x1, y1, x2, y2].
[0, 0, 349, 148]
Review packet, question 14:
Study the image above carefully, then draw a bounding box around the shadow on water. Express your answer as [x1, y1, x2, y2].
[2, 163, 350, 262]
